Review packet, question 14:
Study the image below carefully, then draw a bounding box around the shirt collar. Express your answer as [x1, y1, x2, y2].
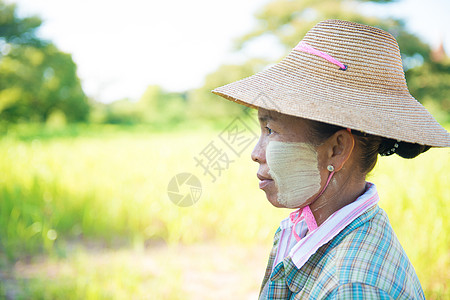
[269, 182, 380, 292]
[289, 182, 379, 269]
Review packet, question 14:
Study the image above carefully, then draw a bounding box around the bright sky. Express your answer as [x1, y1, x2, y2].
[7, 0, 450, 103]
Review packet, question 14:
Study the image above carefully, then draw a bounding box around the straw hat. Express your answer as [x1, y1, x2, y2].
[212, 19, 450, 147]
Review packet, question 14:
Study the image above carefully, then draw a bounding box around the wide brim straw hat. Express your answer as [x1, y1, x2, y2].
[212, 19, 450, 147]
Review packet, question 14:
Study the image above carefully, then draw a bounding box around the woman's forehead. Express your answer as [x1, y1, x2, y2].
[258, 108, 280, 122]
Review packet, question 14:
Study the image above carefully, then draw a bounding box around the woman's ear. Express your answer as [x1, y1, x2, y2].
[327, 129, 355, 172]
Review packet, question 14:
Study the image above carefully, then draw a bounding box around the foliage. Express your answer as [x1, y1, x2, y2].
[0, 44, 89, 123]
[2, 0, 448, 124]
[225, 0, 449, 118]
[187, 58, 268, 119]
[235, 0, 430, 60]
[101, 98, 141, 125]
[406, 59, 450, 120]
[194, 0, 449, 120]
[0, 0, 89, 124]
[0, 0, 43, 47]
[137, 85, 187, 124]
[88, 85, 189, 127]
[0, 126, 448, 298]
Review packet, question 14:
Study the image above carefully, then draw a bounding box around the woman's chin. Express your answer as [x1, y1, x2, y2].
[266, 194, 311, 209]
[266, 194, 285, 208]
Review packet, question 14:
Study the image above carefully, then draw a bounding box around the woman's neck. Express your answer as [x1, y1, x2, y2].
[309, 172, 367, 226]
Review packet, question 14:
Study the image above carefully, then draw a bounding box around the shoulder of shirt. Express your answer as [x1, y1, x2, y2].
[310, 205, 424, 299]
[323, 205, 401, 269]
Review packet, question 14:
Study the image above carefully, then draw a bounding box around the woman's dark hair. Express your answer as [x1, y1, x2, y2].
[306, 120, 431, 174]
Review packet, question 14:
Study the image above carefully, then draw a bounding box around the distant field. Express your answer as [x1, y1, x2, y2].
[0, 124, 448, 299]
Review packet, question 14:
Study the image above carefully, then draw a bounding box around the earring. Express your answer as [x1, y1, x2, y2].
[327, 165, 335, 172]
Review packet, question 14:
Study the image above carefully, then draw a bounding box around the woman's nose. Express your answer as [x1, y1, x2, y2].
[251, 137, 266, 163]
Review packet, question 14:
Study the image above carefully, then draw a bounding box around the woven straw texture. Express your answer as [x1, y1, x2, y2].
[212, 19, 450, 147]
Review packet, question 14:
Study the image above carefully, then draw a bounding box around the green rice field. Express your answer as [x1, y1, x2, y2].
[0, 123, 448, 299]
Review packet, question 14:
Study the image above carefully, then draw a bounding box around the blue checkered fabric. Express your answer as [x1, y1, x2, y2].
[259, 205, 425, 299]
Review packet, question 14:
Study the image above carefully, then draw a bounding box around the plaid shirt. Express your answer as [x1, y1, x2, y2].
[259, 184, 425, 299]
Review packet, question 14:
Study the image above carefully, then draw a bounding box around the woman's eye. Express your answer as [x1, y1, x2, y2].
[265, 126, 273, 135]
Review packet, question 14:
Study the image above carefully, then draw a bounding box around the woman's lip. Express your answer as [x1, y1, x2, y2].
[259, 179, 274, 189]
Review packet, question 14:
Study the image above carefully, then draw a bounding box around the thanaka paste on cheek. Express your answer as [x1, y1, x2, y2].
[266, 141, 321, 208]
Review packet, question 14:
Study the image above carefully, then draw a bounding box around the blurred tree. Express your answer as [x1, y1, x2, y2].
[137, 85, 164, 122]
[103, 98, 139, 125]
[235, 0, 430, 61]
[138, 85, 187, 125]
[406, 57, 450, 122]
[0, 0, 43, 47]
[192, 0, 433, 119]
[187, 58, 268, 119]
[0, 0, 89, 123]
[197, 0, 448, 119]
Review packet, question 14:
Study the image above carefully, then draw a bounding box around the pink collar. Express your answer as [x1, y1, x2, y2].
[273, 183, 379, 269]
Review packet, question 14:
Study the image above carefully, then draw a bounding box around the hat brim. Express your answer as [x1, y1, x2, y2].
[212, 49, 450, 147]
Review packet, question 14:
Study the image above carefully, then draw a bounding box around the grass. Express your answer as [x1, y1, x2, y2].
[6, 248, 183, 300]
[0, 122, 448, 299]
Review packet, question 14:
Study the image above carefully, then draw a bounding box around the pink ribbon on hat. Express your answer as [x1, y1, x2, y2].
[294, 41, 347, 70]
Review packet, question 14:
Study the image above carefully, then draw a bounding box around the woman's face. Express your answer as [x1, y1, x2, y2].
[251, 108, 329, 208]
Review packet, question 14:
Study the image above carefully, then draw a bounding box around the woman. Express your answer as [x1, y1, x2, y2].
[212, 20, 449, 299]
